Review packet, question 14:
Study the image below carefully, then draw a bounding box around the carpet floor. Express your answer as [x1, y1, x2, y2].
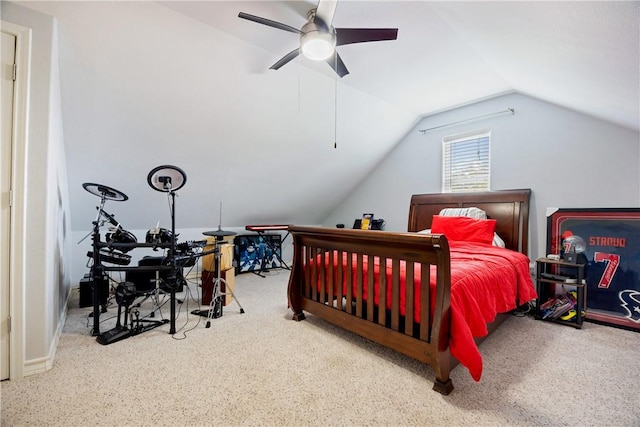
[2, 269, 639, 426]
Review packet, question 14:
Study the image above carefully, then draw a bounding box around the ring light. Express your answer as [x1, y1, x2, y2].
[147, 165, 187, 192]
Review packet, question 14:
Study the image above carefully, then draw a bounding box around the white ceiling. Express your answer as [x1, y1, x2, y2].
[13, 1, 638, 233]
[160, 0, 640, 131]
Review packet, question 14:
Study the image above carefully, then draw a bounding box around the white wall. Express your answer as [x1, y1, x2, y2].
[1, 2, 71, 377]
[323, 92, 640, 259]
[47, 19, 71, 357]
[17, 0, 415, 235]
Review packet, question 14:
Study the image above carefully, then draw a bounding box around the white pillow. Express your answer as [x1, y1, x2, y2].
[492, 233, 506, 248]
[419, 206, 506, 248]
[438, 207, 487, 220]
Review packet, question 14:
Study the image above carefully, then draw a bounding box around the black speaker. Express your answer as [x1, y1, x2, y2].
[79, 273, 109, 308]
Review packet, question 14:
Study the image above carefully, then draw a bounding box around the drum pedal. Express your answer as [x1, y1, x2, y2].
[96, 326, 132, 345]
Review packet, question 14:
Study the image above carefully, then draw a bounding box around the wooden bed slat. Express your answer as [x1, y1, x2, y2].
[405, 262, 414, 337]
[419, 265, 430, 341]
[391, 259, 401, 332]
[366, 255, 374, 321]
[356, 254, 363, 318]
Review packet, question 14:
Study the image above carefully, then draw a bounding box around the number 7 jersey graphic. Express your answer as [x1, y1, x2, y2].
[593, 252, 621, 289]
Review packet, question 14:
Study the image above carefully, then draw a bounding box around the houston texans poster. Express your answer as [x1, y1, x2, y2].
[547, 208, 640, 331]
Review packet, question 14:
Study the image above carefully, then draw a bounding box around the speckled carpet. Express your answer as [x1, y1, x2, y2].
[2, 270, 639, 426]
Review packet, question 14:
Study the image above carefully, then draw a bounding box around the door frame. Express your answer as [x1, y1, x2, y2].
[1, 20, 31, 380]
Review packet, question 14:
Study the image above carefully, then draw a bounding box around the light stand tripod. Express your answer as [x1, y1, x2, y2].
[147, 165, 189, 335]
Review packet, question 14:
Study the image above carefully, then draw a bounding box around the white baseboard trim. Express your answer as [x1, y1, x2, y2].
[23, 286, 70, 377]
[23, 356, 51, 377]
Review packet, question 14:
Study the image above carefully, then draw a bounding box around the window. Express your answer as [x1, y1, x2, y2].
[442, 130, 490, 192]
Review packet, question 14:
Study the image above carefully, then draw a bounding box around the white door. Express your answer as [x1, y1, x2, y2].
[1, 30, 16, 380]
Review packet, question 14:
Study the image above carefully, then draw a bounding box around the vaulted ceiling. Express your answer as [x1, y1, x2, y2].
[15, 1, 639, 232]
[160, 0, 639, 130]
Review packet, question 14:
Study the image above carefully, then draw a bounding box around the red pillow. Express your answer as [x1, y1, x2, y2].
[430, 215, 497, 245]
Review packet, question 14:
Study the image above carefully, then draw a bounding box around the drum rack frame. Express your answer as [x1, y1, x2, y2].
[89, 229, 179, 336]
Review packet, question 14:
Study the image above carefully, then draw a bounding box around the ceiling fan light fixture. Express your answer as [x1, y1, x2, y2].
[239, 4, 397, 77]
[300, 30, 336, 61]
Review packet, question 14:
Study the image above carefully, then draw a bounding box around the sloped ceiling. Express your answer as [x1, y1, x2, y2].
[15, 1, 639, 233]
[160, 0, 639, 129]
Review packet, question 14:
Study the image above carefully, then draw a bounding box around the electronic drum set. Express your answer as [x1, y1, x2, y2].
[82, 165, 244, 345]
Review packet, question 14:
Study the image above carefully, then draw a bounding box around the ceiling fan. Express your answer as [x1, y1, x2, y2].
[238, 0, 398, 78]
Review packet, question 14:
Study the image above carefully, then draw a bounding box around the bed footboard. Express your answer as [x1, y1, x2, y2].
[286, 226, 454, 394]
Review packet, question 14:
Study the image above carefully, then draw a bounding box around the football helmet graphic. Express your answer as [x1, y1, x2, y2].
[562, 231, 586, 254]
[619, 290, 640, 323]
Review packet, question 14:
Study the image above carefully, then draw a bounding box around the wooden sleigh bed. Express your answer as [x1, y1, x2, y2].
[287, 189, 536, 395]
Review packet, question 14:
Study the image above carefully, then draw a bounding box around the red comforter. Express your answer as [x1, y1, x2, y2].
[314, 241, 537, 381]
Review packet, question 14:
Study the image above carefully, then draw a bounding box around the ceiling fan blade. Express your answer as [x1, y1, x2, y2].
[238, 12, 302, 34]
[325, 52, 349, 78]
[335, 28, 398, 46]
[270, 48, 301, 70]
[314, 0, 338, 29]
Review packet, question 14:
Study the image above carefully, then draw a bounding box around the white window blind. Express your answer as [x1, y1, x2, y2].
[442, 131, 490, 192]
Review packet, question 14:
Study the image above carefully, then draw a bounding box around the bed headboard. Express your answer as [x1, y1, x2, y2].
[407, 189, 531, 255]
